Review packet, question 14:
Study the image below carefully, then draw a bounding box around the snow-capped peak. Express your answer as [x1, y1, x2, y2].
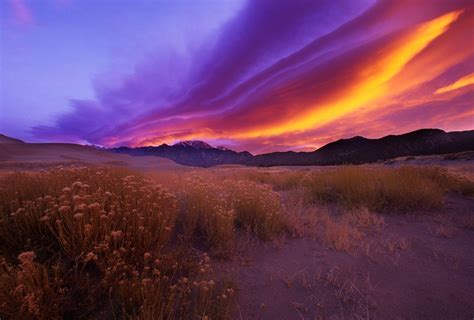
[173, 140, 213, 149]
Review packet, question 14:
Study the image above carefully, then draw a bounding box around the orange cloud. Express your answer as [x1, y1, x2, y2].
[435, 72, 474, 94]
[232, 10, 463, 139]
[34, 1, 473, 153]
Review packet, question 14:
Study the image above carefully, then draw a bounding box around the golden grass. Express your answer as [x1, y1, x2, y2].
[242, 165, 474, 212]
[302, 166, 445, 211]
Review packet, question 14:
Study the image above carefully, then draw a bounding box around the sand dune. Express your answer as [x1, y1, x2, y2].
[0, 140, 183, 171]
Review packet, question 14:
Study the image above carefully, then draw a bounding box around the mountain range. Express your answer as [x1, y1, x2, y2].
[112, 129, 474, 167]
[113, 141, 253, 167]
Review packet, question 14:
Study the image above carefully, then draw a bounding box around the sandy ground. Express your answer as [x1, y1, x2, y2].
[0, 141, 184, 171]
[214, 193, 474, 320]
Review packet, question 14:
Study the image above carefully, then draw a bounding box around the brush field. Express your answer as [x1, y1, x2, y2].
[1, 163, 473, 319]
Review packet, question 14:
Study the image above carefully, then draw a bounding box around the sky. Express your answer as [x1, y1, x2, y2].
[1, 0, 473, 154]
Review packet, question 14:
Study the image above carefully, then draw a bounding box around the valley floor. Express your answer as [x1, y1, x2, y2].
[1, 153, 473, 319]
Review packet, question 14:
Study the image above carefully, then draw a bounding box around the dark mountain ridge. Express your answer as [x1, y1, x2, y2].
[249, 129, 474, 166]
[110, 129, 474, 167]
[113, 141, 253, 167]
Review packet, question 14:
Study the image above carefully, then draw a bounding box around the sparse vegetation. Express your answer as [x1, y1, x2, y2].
[243, 165, 474, 211]
[302, 166, 446, 211]
[1, 164, 473, 318]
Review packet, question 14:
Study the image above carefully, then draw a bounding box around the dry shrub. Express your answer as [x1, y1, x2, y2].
[291, 206, 380, 254]
[342, 207, 384, 232]
[444, 175, 474, 197]
[179, 177, 288, 256]
[302, 166, 454, 212]
[0, 253, 65, 319]
[242, 166, 473, 212]
[0, 167, 234, 319]
[320, 217, 363, 252]
[180, 178, 236, 257]
[242, 169, 305, 191]
[1, 167, 176, 260]
[230, 180, 288, 240]
[283, 191, 320, 237]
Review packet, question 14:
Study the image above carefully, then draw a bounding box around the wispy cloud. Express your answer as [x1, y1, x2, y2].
[32, 0, 474, 152]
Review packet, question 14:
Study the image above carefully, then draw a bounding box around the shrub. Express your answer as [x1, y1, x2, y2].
[180, 178, 236, 257]
[240, 169, 306, 191]
[0, 167, 233, 319]
[179, 177, 288, 256]
[228, 180, 288, 240]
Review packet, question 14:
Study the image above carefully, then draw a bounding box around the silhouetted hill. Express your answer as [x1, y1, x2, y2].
[111, 129, 474, 167]
[249, 129, 474, 166]
[1, 129, 472, 167]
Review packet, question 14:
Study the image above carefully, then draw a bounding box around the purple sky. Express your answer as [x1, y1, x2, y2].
[1, 0, 473, 153]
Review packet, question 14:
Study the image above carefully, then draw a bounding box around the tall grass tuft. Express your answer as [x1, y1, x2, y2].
[301, 166, 471, 212]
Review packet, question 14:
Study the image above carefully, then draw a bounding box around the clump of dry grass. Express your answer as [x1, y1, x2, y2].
[0, 167, 234, 319]
[321, 266, 377, 318]
[341, 207, 384, 232]
[243, 165, 473, 212]
[321, 218, 363, 252]
[302, 166, 464, 212]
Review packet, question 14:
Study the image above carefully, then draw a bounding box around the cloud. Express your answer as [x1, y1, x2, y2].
[435, 72, 474, 94]
[8, 0, 34, 26]
[33, 0, 474, 153]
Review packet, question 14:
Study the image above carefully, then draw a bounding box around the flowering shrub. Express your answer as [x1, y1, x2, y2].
[179, 177, 288, 257]
[0, 167, 233, 319]
[181, 178, 236, 257]
[227, 180, 287, 240]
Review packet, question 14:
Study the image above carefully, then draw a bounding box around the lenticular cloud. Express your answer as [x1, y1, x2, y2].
[34, 0, 474, 153]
